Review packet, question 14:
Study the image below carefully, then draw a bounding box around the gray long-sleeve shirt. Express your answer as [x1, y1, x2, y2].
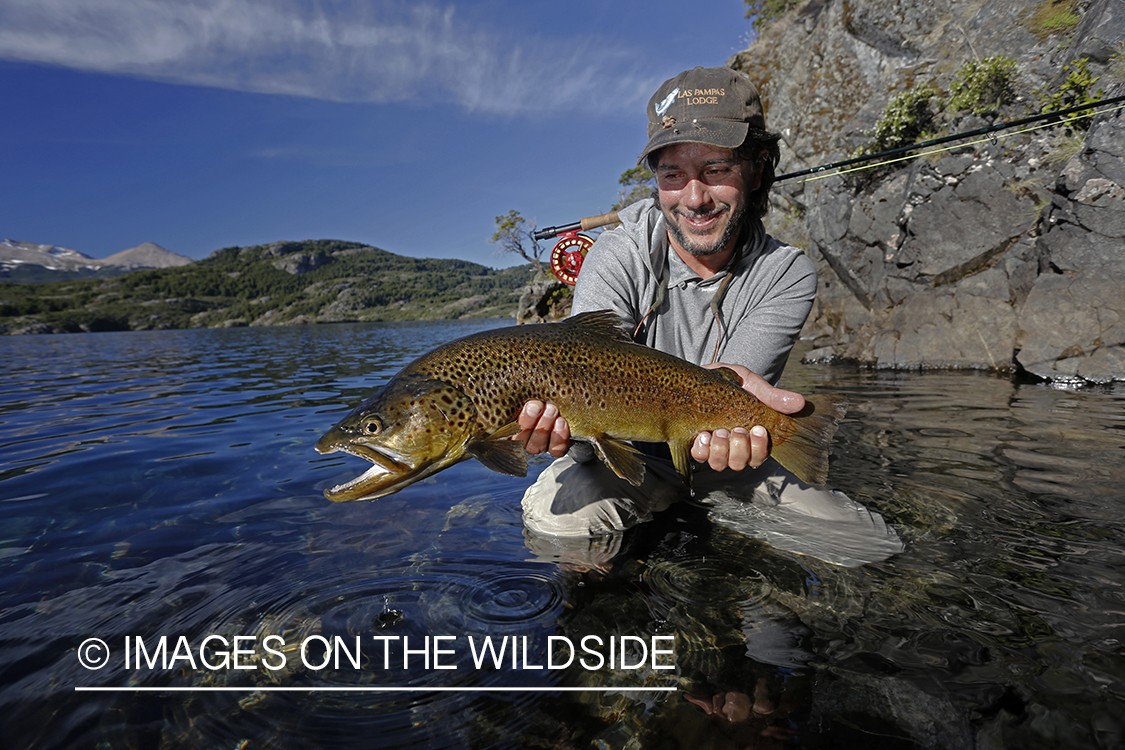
[571, 198, 816, 385]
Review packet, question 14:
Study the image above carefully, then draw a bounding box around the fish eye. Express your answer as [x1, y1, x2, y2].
[363, 420, 381, 435]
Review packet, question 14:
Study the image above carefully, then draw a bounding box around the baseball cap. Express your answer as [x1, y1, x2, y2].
[639, 66, 766, 163]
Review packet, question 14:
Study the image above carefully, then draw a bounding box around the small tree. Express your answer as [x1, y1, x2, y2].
[743, 0, 802, 32]
[491, 210, 546, 277]
[614, 165, 655, 210]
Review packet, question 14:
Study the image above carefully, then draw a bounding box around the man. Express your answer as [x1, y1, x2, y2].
[521, 66, 810, 468]
[516, 67, 900, 563]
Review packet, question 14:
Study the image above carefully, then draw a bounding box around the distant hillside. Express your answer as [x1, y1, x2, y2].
[0, 239, 193, 283]
[0, 239, 533, 334]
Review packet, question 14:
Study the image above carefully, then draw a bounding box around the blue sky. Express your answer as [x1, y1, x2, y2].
[0, 0, 756, 269]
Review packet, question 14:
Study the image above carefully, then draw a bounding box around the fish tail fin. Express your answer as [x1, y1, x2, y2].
[769, 394, 848, 486]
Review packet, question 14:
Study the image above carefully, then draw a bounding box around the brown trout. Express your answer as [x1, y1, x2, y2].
[315, 310, 847, 502]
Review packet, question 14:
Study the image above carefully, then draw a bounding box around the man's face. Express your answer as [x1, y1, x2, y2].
[654, 142, 761, 259]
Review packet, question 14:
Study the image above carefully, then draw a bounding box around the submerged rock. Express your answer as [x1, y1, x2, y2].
[808, 671, 975, 750]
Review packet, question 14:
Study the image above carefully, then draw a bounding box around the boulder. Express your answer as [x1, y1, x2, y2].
[516, 278, 572, 324]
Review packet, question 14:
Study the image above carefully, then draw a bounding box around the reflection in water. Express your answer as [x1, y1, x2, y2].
[1, 323, 1124, 749]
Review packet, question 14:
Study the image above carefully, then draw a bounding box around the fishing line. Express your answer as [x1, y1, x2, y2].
[776, 95, 1125, 185]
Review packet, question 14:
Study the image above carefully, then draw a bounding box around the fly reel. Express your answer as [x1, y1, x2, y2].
[534, 211, 618, 286]
[549, 232, 592, 286]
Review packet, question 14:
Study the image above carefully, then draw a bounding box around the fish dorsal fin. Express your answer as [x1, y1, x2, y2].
[467, 422, 528, 477]
[712, 366, 743, 385]
[564, 310, 632, 343]
[589, 435, 646, 487]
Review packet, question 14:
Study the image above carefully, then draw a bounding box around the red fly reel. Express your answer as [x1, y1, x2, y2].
[549, 232, 592, 286]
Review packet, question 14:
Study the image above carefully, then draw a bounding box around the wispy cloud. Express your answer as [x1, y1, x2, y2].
[0, 0, 654, 115]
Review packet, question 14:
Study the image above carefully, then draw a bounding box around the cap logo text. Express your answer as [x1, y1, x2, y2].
[679, 87, 725, 107]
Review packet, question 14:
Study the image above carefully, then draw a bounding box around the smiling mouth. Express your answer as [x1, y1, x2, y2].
[678, 208, 726, 232]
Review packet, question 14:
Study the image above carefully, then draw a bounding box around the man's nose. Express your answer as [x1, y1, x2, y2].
[682, 178, 713, 210]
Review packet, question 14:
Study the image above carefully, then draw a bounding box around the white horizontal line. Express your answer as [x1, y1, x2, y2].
[75, 686, 676, 693]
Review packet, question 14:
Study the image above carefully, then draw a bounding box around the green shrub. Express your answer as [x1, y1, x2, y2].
[947, 56, 1018, 115]
[1040, 57, 1104, 130]
[854, 84, 941, 159]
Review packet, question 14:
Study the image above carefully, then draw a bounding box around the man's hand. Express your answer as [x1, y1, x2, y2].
[691, 364, 805, 472]
[513, 400, 571, 458]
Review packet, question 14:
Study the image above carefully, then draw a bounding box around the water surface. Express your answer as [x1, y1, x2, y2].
[1, 321, 1123, 749]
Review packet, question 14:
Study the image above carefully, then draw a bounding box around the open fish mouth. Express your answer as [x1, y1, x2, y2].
[316, 437, 417, 502]
[324, 459, 400, 502]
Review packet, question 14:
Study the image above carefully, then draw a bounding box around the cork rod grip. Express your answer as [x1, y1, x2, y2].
[580, 212, 620, 231]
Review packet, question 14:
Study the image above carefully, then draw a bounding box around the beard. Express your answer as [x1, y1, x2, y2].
[663, 199, 750, 258]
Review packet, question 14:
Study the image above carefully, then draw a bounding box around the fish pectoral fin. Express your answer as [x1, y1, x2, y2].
[668, 438, 694, 488]
[590, 436, 646, 487]
[486, 420, 523, 440]
[711, 366, 743, 385]
[467, 428, 529, 477]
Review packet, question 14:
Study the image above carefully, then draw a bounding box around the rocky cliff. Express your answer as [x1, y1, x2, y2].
[732, 0, 1124, 382]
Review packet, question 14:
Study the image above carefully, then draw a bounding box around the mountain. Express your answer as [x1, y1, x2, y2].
[100, 242, 194, 270]
[0, 239, 533, 334]
[0, 239, 193, 282]
[0, 240, 104, 274]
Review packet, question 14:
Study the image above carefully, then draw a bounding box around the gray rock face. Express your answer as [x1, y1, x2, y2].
[272, 251, 330, 275]
[736, 0, 1125, 382]
[516, 278, 571, 324]
[1018, 100, 1125, 381]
